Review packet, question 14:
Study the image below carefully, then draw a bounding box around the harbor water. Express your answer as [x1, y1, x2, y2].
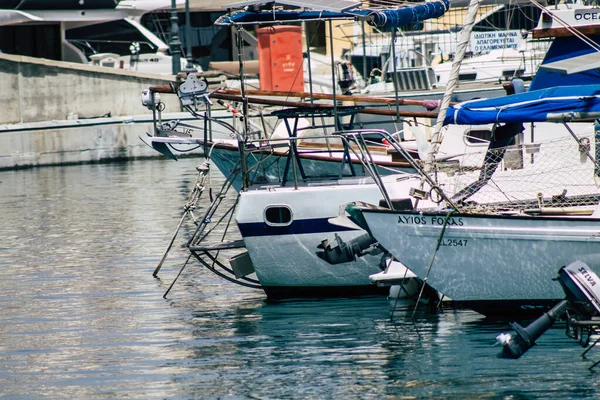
[2, 157, 600, 399]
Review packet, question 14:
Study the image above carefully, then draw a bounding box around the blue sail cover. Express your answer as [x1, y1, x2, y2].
[217, 0, 449, 30]
[367, 1, 449, 31]
[443, 85, 600, 126]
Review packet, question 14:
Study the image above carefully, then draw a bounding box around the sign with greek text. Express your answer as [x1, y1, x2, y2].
[470, 30, 523, 54]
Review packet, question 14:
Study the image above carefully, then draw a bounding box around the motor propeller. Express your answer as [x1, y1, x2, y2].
[496, 260, 600, 359]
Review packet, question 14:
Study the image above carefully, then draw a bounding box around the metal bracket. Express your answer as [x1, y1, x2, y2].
[177, 74, 212, 107]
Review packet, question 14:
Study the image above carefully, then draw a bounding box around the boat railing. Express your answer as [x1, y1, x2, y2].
[330, 128, 455, 209]
[239, 131, 406, 190]
[147, 78, 600, 215]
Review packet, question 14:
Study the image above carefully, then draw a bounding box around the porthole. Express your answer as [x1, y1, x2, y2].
[264, 205, 293, 226]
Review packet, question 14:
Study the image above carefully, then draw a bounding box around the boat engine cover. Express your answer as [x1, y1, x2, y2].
[558, 261, 600, 317]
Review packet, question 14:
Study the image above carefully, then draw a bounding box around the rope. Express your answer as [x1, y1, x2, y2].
[427, 0, 482, 163]
[163, 254, 193, 299]
[411, 209, 453, 320]
[152, 160, 211, 278]
[389, 259, 411, 321]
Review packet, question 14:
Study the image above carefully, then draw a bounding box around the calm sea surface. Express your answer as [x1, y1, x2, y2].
[1, 157, 600, 399]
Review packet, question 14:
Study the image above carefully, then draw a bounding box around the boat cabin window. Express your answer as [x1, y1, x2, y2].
[0, 24, 61, 61]
[264, 205, 293, 226]
[459, 73, 477, 81]
[502, 69, 525, 79]
[464, 128, 492, 145]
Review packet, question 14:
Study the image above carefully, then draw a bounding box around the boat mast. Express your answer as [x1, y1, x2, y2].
[169, 0, 181, 75]
[235, 24, 250, 190]
[391, 29, 401, 119]
[328, 20, 340, 130]
[304, 22, 315, 113]
[361, 20, 367, 86]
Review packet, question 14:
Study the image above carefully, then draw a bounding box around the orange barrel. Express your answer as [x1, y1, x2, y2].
[257, 26, 304, 92]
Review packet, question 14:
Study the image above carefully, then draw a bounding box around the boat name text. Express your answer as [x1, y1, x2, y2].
[575, 10, 600, 21]
[578, 265, 597, 286]
[397, 216, 464, 226]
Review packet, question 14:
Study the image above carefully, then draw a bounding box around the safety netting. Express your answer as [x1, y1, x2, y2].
[428, 124, 600, 214]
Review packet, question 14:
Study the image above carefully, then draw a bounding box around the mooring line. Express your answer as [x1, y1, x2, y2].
[153, 212, 188, 278]
[582, 332, 600, 359]
[153, 161, 210, 277]
[411, 209, 453, 320]
[389, 261, 410, 321]
[163, 253, 193, 299]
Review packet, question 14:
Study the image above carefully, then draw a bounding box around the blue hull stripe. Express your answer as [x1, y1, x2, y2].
[238, 218, 359, 237]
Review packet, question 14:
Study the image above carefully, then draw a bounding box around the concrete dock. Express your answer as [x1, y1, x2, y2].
[0, 53, 200, 170]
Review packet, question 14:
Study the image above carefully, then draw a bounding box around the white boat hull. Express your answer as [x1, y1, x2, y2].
[353, 208, 600, 314]
[241, 232, 385, 295]
[235, 178, 422, 296]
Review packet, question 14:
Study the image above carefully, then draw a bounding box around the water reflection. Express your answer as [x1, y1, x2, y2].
[169, 293, 600, 399]
[1, 158, 600, 398]
[0, 158, 238, 398]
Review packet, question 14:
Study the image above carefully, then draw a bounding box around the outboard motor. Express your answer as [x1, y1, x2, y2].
[316, 233, 381, 265]
[496, 261, 600, 359]
[557, 261, 600, 317]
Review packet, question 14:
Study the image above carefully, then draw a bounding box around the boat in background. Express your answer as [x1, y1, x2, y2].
[350, 2, 548, 94]
[0, 0, 197, 74]
[66, 16, 200, 74]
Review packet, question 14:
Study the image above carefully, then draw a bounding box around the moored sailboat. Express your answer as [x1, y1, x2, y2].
[320, 1, 600, 316]
[344, 86, 600, 315]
